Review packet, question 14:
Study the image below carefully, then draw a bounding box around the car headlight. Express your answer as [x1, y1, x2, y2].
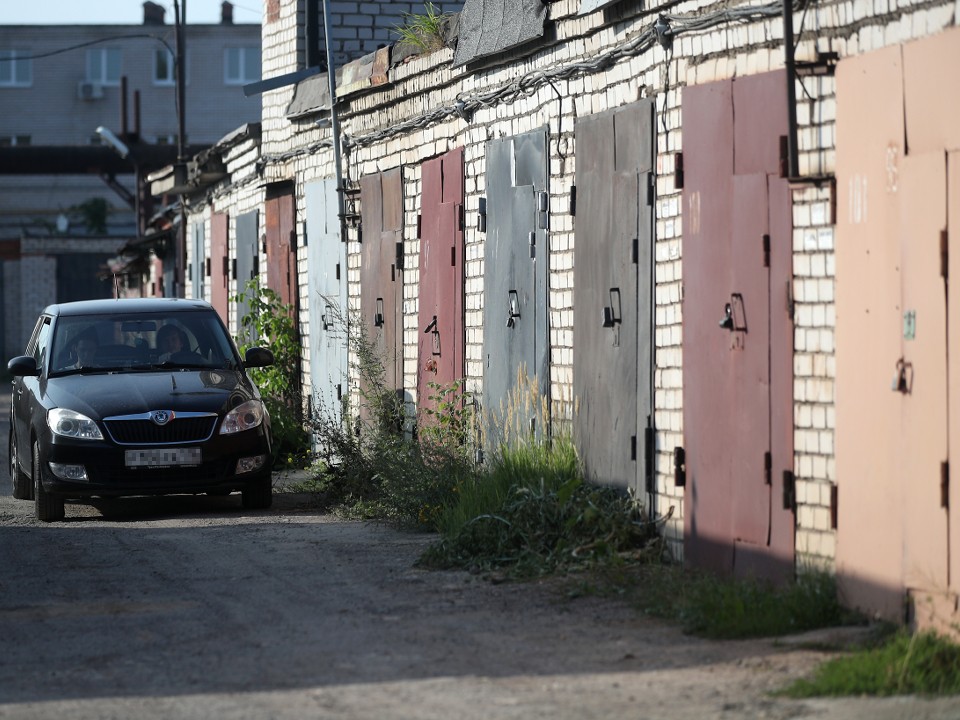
[220, 399, 265, 435]
[48, 408, 104, 440]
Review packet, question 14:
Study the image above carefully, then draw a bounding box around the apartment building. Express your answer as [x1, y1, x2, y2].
[0, 1, 261, 358]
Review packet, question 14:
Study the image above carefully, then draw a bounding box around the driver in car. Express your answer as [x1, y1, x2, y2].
[157, 324, 192, 362]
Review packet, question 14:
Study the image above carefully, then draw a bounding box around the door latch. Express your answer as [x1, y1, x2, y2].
[506, 290, 521, 328]
[891, 358, 913, 394]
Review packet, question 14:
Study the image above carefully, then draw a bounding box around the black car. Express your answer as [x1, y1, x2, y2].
[7, 298, 276, 521]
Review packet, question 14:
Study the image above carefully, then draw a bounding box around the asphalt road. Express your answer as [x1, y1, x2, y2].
[2, 386, 960, 720]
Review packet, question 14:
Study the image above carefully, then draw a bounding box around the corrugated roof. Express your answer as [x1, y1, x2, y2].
[452, 0, 547, 67]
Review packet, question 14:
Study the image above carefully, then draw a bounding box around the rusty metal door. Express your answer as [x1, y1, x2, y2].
[483, 129, 549, 439]
[418, 148, 464, 414]
[360, 168, 404, 397]
[210, 212, 229, 322]
[574, 101, 654, 491]
[306, 178, 347, 429]
[235, 210, 259, 341]
[682, 72, 795, 579]
[265, 183, 298, 312]
[190, 221, 205, 300]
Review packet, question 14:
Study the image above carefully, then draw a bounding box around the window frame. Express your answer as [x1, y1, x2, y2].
[85, 47, 122, 86]
[223, 46, 260, 85]
[0, 49, 33, 87]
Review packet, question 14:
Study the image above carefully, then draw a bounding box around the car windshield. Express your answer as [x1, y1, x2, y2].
[49, 310, 241, 376]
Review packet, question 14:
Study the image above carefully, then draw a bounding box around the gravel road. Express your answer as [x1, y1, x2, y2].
[1, 389, 958, 720]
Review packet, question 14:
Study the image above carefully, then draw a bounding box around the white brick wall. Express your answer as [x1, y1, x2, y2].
[189, 0, 958, 573]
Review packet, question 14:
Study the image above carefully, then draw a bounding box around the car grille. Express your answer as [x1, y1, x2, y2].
[104, 412, 218, 445]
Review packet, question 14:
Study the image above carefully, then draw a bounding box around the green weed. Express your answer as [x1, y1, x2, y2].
[783, 628, 960, 697]
[626, 565, 859, 639]
[393, 2, 450, 54]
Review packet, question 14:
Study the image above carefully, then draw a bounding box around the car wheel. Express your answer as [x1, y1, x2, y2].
[9, 429, 31, 500]
[241, 477, 272, 510]
[33, 441, 65, 522]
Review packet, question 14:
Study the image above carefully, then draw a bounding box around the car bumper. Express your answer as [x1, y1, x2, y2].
[38, 428, 272, 498]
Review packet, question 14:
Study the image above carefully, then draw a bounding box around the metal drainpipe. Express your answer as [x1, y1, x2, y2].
[174, 0, 188, 297]
[783, 0, 800, 180]
[322, 0, 346, 243]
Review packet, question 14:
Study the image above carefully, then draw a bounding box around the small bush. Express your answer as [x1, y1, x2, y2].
[234, 279, 310, 467]
[393, 2, 450, 54]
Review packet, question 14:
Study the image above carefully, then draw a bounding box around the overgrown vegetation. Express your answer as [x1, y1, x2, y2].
[620, 564, 860, 639]
[234, 279, 309, 467]
[392, 2, 451, 54]
[782, 628, 960, 697]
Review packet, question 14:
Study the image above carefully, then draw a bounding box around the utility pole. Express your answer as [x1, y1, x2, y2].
[174, 0, 187, 297]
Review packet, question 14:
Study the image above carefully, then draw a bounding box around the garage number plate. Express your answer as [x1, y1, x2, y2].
[125, 448, 202, 468]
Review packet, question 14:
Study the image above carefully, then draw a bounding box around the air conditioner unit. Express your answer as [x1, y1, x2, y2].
[77, 81, 104, 101]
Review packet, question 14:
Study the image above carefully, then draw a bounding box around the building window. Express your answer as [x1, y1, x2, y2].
[154, 48, 175, 85]
[86, 48, 122, 86]
[224, 47, 260, 85]
[0, 49, 32, 87]
[0, 135, 31, 146]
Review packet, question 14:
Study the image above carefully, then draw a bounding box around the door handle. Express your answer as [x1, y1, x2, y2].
[506, 290, 521, 328]
[719, 303, 734, 330]
[892, 358, 913, 394]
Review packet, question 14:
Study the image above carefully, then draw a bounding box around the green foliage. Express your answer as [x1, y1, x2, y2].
[783, 629, 960, 697]
[629, 565, 859, 639]
[421, 436, 663, 579]
[308, 300, 478, 529]
[72, 198, 109, 234]
[393, 2, 450, 54]
[234, 279, 309, 467]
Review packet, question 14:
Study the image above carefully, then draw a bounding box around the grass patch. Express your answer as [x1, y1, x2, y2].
[420, 437, 663, 579]
[393, 2, 451, 54]
[782, 628, 960, 697]
[621, 565, 861, 640]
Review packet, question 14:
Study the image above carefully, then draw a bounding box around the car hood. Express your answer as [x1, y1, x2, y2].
[44, 370, 256, 420]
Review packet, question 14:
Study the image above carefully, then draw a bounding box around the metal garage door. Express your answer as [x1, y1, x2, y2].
[573, 100, 655, 491]
[235, 210, 259, 341]
[306, 178, 348, 432]
[210, 211, 229, 322]
[190, 221, 204, 300]
[360, 168, 404, 408]
[418, 148, 465, 415]
[682, 72, 795, 581]
[483, 129, 549, 442]
[265, 183, 298, 313]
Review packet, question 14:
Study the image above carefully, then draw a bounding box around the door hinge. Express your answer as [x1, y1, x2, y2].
[787, 281, 795, 320]
[477, 197, 487, 232]
[673, 446, 686, 487]
[570, 185, 577, 216]
[459, 204, 465, 232]
[644, 425, 655, 493]
[941, 460, 950, 509]
[764, 451, 772, 485]
[763, 234, 771, 268]
[529, 231, 536, 259]
[675, 152, 684, 189]
[289, 228, 297, 249]
[830, 484, 838, 529]
[631, 435, 637, 461]
[537, 191, 549, 230]
[632, 237, 639, 264]
[783, 469, 796, 511]
[940, 229, 949, 280]
[646, 172, 655, 207]
[779, 135, 789, 179]
[396, 241, 404, 270]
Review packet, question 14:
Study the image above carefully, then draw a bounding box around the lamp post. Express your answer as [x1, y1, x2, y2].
[173, 0, 187, 297]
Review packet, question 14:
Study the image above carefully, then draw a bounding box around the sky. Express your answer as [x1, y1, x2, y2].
[2, 0, 262, 25]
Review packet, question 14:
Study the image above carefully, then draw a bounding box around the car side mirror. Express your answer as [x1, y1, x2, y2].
[7, 355, 39, 377]
[244, 347, 275, 368]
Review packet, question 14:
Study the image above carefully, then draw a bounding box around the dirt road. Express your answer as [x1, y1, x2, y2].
[1, 390, 958, 719]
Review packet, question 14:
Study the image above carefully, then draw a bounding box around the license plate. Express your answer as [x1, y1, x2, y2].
[125, 448, 202, 468]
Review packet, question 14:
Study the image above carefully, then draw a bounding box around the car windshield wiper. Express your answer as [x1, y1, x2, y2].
[151, 360, 211, 370]
[52, 366, 127, 376]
